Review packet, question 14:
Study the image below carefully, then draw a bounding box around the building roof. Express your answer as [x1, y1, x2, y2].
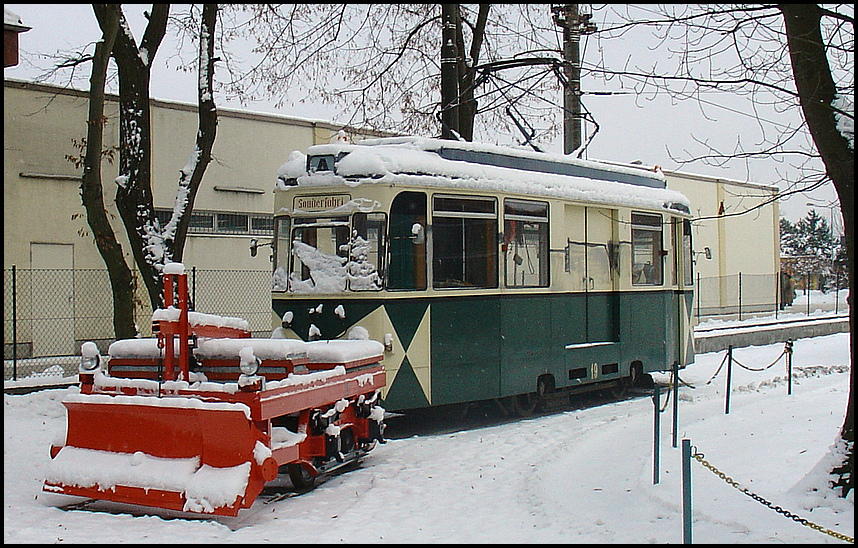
[4, 8, 30, 32]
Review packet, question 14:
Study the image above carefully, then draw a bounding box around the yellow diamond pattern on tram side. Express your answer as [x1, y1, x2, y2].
[348, 304, 432, 405]
[407, 304, 431, 404]
[351, 306, 403, 399]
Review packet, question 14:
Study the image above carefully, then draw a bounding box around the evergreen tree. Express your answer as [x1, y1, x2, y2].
[781, 209, 842, 289]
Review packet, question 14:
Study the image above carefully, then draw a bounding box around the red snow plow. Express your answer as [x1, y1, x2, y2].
[44, 265, 386, 517]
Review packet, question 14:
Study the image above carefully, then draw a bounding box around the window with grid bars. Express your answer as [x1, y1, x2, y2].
[155, 209, 273, 236]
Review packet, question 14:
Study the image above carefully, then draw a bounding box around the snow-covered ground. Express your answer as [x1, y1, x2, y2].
[4, 329, 852, 543]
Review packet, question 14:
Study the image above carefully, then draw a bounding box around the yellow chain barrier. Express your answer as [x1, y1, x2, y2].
[692, 450, 854, 544]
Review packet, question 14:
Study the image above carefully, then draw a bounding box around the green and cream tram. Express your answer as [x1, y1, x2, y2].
[269, 137, 695, 413]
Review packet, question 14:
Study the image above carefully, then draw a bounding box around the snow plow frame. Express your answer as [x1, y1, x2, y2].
[44, 265, 386, 517]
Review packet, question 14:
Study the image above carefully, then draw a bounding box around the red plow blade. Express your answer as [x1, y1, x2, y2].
[45, 395, 267, 516]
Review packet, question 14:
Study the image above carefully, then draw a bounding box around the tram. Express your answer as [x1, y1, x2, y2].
[267, 136, 695, 413]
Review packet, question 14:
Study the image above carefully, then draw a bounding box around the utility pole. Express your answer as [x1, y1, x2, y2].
[441, 4, 460, 140]
[552, 5, 596, 155]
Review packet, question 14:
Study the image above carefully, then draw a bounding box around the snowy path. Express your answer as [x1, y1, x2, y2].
[4, 333, 853, 543]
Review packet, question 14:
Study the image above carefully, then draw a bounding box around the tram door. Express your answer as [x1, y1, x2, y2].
[565, 206, 618, 343]
[585, 207, 619, 343]
[388, 192, 427, 290]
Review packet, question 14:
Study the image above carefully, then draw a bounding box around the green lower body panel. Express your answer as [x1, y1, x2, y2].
[272, 289, 693, 411]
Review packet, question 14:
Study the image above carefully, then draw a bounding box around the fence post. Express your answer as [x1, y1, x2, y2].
[786, 339, 793, 396]
[835, 267, 840, 314]
[682, 438, 692, 544]
[653, 384, 661, 485]
[672, 361, 680, 448]
[12, 265, 18, 381]
[725, 345, 733, 414]
[775, 271, 780, 319]
[737, 272, 742, 321]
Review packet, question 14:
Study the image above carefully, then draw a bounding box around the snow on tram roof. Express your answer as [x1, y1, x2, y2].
[277, 136, 691, 216]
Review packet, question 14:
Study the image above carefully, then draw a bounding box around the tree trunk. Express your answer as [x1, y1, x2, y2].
[86, 4, 136, 339]
[93, 4, 218, 316]
[167, 4, 218, 261]
[110, 5, 170, 311]
[780, 3, 854, 497]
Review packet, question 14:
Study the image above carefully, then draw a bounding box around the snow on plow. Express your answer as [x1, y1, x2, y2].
[44, 264, 386, 517]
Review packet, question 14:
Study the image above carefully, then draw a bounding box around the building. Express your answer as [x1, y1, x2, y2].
[3, 8, 30, 68]
[4, 78, 387, 362]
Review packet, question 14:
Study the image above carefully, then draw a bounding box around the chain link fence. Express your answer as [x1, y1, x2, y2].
[4, 267, 273, 381]
[696, 272, 780, 321]
[4, 267, 846, 382]
[695, 271, 848, 323]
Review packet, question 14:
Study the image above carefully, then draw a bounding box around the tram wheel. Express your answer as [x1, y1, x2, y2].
[341, 427, 355, 454]
[610, 378, 629, 398]
[512, 392, 539, 417]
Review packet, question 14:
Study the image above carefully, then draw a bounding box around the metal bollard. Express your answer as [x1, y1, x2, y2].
[682, 438, 692, 544]
[785, 339, 793, 396]
[653, 385, 661, 485]
[672, 361, 679, 448]
[725, 345, 733, 414]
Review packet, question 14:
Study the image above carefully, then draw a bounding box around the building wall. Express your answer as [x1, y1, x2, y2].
[4, 79, 386, 272]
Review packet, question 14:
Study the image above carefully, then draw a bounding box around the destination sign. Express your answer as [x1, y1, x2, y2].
[293, 194, 351, 212]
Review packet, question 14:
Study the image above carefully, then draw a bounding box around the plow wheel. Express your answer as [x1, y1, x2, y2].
[340, 427, 355, 454]
[288, 463, 316, 489]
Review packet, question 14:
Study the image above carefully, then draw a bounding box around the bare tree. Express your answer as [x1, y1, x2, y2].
[162, 3, 219, 262]
[781, 3, 853, 497]
[87, 4, 219, 312]
[591, 4, 853, 496]
[94, 4, 170, 311]
[216, 5, 560, 143]
[80, 4, 136, 339]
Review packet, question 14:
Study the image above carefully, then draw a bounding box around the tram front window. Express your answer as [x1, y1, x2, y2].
[287, 214, 385, 293]
[349, 212, 386, 291]
[272, 216, 292, 291]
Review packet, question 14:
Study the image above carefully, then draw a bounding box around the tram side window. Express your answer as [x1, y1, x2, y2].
[432, 195, 498, 289]
[503, 199, 549, 287]
[631, 212, 664, 286]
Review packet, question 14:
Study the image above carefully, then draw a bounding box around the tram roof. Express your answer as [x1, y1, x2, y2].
[277, 136, 691, 216]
